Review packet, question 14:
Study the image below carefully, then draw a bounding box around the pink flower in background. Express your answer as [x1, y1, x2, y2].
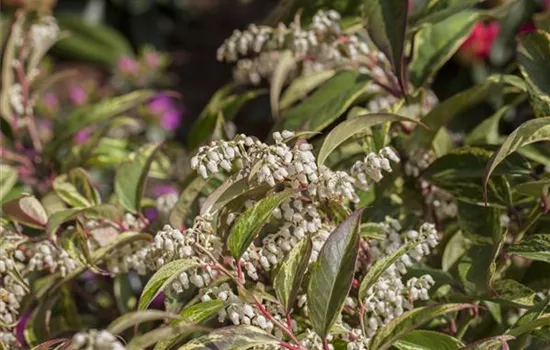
[148, 95, 183, 131]
[519, 22, 536, 34]
[69, 85, 88, 105]
[74, 129, 91, 144]
[118, 55, 140, 75]
[42, 92, 58, 111]
[460, 22, 500, 60]
[15, 312, 29, 347]
[144, 50, 163, 70]
[152, 184, 178, 196]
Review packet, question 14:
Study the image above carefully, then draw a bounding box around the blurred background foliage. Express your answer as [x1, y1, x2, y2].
[1, 0, 549, 141]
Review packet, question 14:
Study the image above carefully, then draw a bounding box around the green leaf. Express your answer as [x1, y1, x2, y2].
[317, 112, 420, 166]
[54, 90, 154, 145]
[508, 234, 550, 263]
[464, 105, 511, 146]
[227, 190, 295, 259]
[0, 165, 17, 203]
[270, 50, 295, 119]
[411, 0, 483, 27]
[178, 325, 279, 349]
[307, 209, 363, 338]
[491, 279, 536, 307]
[359, 239, 424, 300]
[442, 231, 467, 272]
[46, 204, 123, 242]
[107, 310, 181, 334]
[2, 195, 48, 229]
[459, 335, 515, 349]
[517, 31, 550, 118]
[115, 144, 161, 213]
[279, 70, 335, 110]
[409, 81, 500, 151]
[200, 176, 250, 216]
[457, 245, 495, 294]
[169, 174, 207, 230]
[275, 71, 372, 133]
[154, 300, 226, 350]
[514, 179, 550, 197]
[394, 330, 464, 350]
[127, 324, 203, 350]
[52, 168, 101, 208]
[410, 11, 479, 88]
[483, 117, 550, 201]
[274, 238, 313, 313]
[55, 14, 132, 65]
[507, 296, 550, 348]
[508, 315, 550, 338]
[369, 304, 474, 350]
[138, 259, 198, 311]
[457, 201, 501, 245]
[364, 0, 409, 94]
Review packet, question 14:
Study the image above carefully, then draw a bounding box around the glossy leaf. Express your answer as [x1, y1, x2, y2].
[178, 325, 279, 349]
[200, 176, 250, 216]
[370, 304, 474, 350]
[2, 195, 48, 229]
[517, 31, 550, 118]
[457, 201, 501, 245]
[491, 279, 536, 307]
[0, 165, 17, 203]
[275, 71, 372, 132]
[52, 168, 100, 208]
[307, 209, 363, 338]
[359, 239, 423, 300]
[274, 238, 313, 313]
[459, 335, 515, 349]
[107, 310, 180, 334]
[126, 324, 202, 350]
[464, 105, 512, 146]
[279, 70, 335, 110]
[457, 245, 495, 294]
[508, 234, 550, 263]
[227, 190, 295, 259]
[514, 179, 550, 197]
[317, 112, 420, 166]
[115, 144, 161, 213]
[412, 0, 482, 27]
[138, 259, 198, 311]
[270, 50, 295, 119]
[169, 174, 207, 229]
[394, 330, 463, 350]
[410, 11, 479, 88]
[364, 0, 409, 94]
[483, 117, 550, 201]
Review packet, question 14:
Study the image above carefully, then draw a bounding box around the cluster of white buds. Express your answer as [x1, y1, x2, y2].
[201, 283, 276, 333]
[419, 181, 458, 221]
[104, 240, 151, 276]
[155, 192, 179, 222]
[405, 151, 436, 178]
[27, 241, 79, 277]
[351, 147, 400, 188]
[217, 10, 372, 85]
[0, 275, 26, 325]
[29, 16, 60, 56]
[8, 84, 24, 115]
[300, 329, 334, 349]
[0, 329, 18, 348]
[171, 264, 219, 293]
[70, 329, 125, 350]
[341, 326, 370, 350]
[0, 248, 17, 275]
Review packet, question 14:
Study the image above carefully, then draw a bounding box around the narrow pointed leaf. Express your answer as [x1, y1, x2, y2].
[307, 209, 364, 338]
[279, 70, 335, 110]
[177, 325, 279, 349]
[270, 50, 295, 119]
[107, 310, 181, 334]
[227, 190, 295, 259]
[138, 259, 198, 311]
[483, 117, 550, 201]
[115, 144, 161, 213]
[317, 113, 420, 166]
[508, 234, 550, 263]
[169, 174, 207, 229]
[518, 31, 550, 118]
[394, 330, 464, 350]
[274, 238, 313, 313]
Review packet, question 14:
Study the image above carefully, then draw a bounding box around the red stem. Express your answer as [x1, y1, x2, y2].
[322, 338, 330, 350]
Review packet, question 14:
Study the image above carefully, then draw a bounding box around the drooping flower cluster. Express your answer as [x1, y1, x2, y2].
[217, 10, 383, 85]
[70, 329, 126, 350]
[27, 241, 80, 277]
[361, 220, 439, 337]
[351, 147, 400, 189]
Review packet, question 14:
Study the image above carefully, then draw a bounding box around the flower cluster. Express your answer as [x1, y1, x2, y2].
[351, 147, 400, 189]
[70, 329, 125, 350]
[216, 10, 377, 85]
[26, 241, 80, 277]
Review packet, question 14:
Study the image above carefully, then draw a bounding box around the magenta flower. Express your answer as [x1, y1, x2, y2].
[74, 129, 91, 144]
[460, 22, 500, 60]
[42, 92, 58, 111]
[69, 85, 88, 106]
[148, 95, 183, 131]
[118, 55, 140, 75]
[144, 50, 163, 70]
[518, 22, 536, 34]
[15, 312, 30, 347]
